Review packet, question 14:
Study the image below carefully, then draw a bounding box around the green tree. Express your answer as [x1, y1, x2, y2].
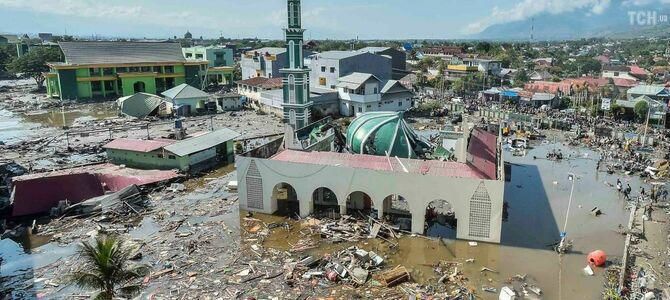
[0, 45, 15, 73]
[513, 69, 530, 87]
[634, 100, 649, 122]
[8, 46, 62, 88]
[69, 235, 149, 300]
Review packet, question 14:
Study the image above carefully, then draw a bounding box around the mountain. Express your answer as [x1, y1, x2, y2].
[472, 3, 669, 40]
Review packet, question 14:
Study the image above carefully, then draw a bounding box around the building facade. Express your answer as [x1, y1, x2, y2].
[240, 47, 287, 79]
[307, 51, 392, 90]
[46, 42, 208, 100]
[336, 73, 414, 117]
[281, 0, 312, 129]
[183, 45, 235, 85]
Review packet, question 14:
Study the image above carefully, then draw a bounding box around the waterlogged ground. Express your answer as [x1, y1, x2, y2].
[0, 138, 641, 299]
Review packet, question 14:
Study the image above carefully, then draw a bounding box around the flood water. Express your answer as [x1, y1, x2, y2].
[0, 105, 118, 145]
[246, 141, 636, 299]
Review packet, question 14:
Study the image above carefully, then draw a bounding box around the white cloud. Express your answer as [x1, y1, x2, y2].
[464, 0, 612, 34]
[0, 0, 255, 35]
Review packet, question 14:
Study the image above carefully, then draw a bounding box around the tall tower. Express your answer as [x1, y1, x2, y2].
[281, 0, 312, 129]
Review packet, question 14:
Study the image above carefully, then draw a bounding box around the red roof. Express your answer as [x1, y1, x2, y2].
[613, 78, 637, 88]
[629, 65, 649, 76]
[271, 150, 490, 179]
[11, 163, 180, 217]
[466, 128, 498, 180]
[103, 138, 175, 153]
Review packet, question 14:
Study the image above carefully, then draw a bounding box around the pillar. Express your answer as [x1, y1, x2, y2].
[411, 210, 425, 234]
[339, 204, 347, 215]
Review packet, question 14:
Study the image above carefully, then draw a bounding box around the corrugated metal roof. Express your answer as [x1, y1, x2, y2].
[103, 138, 175, 153]
[164, 128, 240, 156]
[161, 83, 209, 100]
[117, 92, 164, 118]
[271, 149, 488, 179]
[59, 41, 185, 65]
[627, 84, 667, 96]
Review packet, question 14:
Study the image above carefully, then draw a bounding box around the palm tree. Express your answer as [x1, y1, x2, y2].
[70, 235, 150, 299]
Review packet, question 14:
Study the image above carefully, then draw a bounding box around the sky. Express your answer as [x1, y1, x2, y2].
[0, 0, 668, 40]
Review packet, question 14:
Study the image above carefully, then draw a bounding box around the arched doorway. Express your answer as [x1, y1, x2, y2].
[346, 191, 373, 218]
[382, 194, 412, 231]
[133, 81, 146, 93]
[425, 199, 458, 239]
[272, 182, 299, 218]
[312, 187, 338, 217]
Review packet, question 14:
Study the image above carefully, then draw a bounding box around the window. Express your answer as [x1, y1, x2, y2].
[129, 66, 140, 73]
[89, 68, 100, 76]
[168, 155, 176, 159]
[104, 80, 114, 91]
[289, 41, 295, 68]
[215, 53, 223, 60]
[330, 67, 335, 73]
[153, 66, 161, 73]
[398, 101, 403, 107]
[289, 109, 296, 126]
[373, 87, 378, 94]
[288, 75, 296, 104]
[321, 66, 326, 72]
[613, 72, 619, 76]
[91, 81, 102, 92]
[319, 77, 326, 86]
[141, 66, 151, 72]
[164, 66, 174, 73]
[185, 53, 193, 58]
[102, 68, 113, 75]
[358, 106, 362, 113]
[330, 85, 336, 89]
[195, 54, 203, 59]
[117, 67, 128, 73]
[366, 104, 371, 108]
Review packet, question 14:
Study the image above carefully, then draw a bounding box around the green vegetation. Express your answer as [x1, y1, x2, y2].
[634, 100, 649, 121]
[69, 235, 149, 300]
[8, 47, 62, 88]
[0, 45, 16, 74]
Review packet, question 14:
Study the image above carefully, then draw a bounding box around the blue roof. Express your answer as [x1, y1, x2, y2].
[501, 90, 519, 97]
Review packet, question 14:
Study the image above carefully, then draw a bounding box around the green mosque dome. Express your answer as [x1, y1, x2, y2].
[346, 111, 429, 159]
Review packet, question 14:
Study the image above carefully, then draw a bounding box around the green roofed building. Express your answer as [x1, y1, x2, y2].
[346, 111, 431, 159]
[46, 41, 209, 100]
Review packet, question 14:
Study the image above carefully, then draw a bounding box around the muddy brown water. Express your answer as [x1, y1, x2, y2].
[244, 142, 640, 299]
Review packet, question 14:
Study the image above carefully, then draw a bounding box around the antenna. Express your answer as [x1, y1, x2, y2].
[530, 17, 535, 42]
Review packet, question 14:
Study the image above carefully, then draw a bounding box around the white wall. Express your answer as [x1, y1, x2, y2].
[237, 155, 504, 243]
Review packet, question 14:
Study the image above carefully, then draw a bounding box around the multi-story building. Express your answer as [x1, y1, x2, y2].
[307, 51, 392, 90]
[240, 47, 287, 80]
[281, 0, 312, 129]
[46, 42, 209, 100]
[182, 45, 235, 85]
[357, 46, 407, 77]
[336, 72, 414, 117]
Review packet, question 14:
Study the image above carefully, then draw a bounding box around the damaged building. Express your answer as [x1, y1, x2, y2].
[237, 112, 505, 243]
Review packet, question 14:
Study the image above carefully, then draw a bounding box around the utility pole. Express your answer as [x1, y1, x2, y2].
[642, 104, 651, 147]
[558, 172, 576, 254]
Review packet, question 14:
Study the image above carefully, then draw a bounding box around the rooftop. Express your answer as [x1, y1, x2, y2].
[161, 83, 209, 100]
[236, 77, 283, 89]
[58, 41, 186, 65]
[103, 138, 175, 153]
[271, 150, 489, 179]
[313, 50, 364, 60]
[627, 84, 668, 96]
[246, 47, 286, 56]
[164, 128, 240, 157]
